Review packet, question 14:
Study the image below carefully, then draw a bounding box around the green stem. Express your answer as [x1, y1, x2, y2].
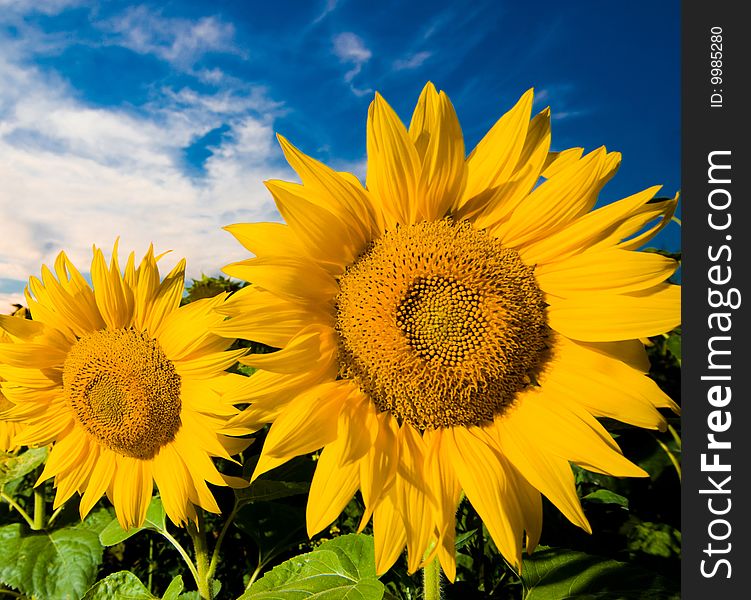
[667, 423, 682, 450]
[32, 485, 46, 530]
[655, 435, 682, 481]
[161, 529, 200, 591]
[46, 505, 65, 528]
[423, 557, 442, 600]
[207, 502, 239, 581]
[188, 513, 213, 600]
[0, 492, 35, 529]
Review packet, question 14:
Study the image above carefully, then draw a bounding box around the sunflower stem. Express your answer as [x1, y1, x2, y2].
[423, 557, 442, 600]
[188, 512, 213, 600]
[32, 485, 46, 530]
[207, 501, 239, 581]
[161, 529, 201, 592]
[0, 492, 35, 529]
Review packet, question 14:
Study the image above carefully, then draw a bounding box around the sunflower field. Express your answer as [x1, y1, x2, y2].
[1, 86, 681, 600]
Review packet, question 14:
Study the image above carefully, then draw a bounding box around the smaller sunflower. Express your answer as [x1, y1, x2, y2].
[1, 331, 24, 452]
[0, 244, 252, 528]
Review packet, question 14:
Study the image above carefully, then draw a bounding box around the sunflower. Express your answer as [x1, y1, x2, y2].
[0, 244, 252, 528]
[218, 83, 680, 578]
[1, 333, 24, 452]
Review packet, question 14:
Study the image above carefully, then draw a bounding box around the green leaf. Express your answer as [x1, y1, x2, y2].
[162, 575, 184, 600]
[240, 533, 385, 600]
[99, 497, 166, 546]
[0, 523, 104, 600]
[666, 333, 681, 366]
[82, 571, 155, 599]
[0, 447, 48, 488]
[521, 547, 679, 599]
[582, 489, 629, 509]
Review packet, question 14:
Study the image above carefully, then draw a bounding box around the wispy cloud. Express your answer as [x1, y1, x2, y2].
[0, 25, 289, 310]
[332, 32, 372, 96]
[393, 50, 431, 71]
[312, 0, 338, 25]
[0, 0, 84, 16]
[533, 85, 587, 121]
[100, 5, 243, 69]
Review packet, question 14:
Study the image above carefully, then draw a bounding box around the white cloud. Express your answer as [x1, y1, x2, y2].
[101, 5, 243, 69]
[0, 33, 289, 307]
[0, 0, 84, 16]
[332, 32, 372, 96]
[393, 51, 431, 71]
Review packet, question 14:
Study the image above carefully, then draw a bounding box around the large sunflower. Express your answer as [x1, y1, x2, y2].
[219, 83, 680, 578]
[0, 244, 251, 528]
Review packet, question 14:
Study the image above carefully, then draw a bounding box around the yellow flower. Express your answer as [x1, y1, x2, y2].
[219, 83, 681, 578]
[0, 307, 29, 452]
[0, 244, 252, 528]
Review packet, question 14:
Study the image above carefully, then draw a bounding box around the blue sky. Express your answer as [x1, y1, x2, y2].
[0, 0, 680, 308]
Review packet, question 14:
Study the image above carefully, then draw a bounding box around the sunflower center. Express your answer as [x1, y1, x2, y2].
[63, 328, 182, 459]
[335, 219, 549, 431]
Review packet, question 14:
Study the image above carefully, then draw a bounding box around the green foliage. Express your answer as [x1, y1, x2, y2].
[182, 274, 245, 304]
[240, 534, 385, 600]
[520, 547, 680, 599]
[82, 571, 156, 599]
[0, 447, 48, 489]
[0, 523, 104, 599]
[99, 497, 167, 547]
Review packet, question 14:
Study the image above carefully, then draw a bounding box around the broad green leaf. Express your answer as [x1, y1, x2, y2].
[521, 547, 679, 599]
[0, 523, 103, 600]
[82, 571, 155, 599]
[162, 575, 184, 600]
[99, 497, 166, 546]
[240, 533, 384, 600]
[582, 489, 629, 509]
[0, 447, 48, 488]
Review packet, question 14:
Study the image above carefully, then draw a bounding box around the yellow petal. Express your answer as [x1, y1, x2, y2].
[535, 249, 678, 296]
[541, 147, 584, 178]
[408, 82, 466, 218]
[366, 92, 422, 226]
[265, 179, 364, 274]
[222, 257, 339, 305]
[277, 135, 379, 241]
[519, 185, 663, 265]
[224, 222, 304, 259]
[253, 381, 353, 477]
[394, 424, 435, 573]
[461, 89, 534, 204]
[372, 489, 407, 576]
[306, 434, 361, 536]
[444, 426, 525, 571]
[145, 259, 186, 335]
[358, 411, 399, 531]
[489, 416, 591, 533]
[91, 246, 132, 330]
[79, 448, 116, 518]
[0, 341, 67, 368]
[497, 148, 619, 247]
[547, 283, 680, 341]
[240, 325, 335, 374]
